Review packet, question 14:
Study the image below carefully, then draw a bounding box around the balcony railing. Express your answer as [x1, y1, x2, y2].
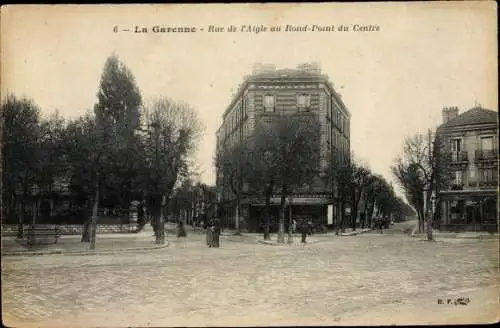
[475, 149, 498, 161]
[478, 180, 498, 188]
[450, 184, 464, 190]
[450, 151, 468, 163]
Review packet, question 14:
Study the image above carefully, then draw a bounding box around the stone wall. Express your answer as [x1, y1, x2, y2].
[1, 224, 139, 236]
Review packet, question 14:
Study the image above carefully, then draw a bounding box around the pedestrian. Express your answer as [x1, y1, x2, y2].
[300, 219, 308, 243]
[378, 216, 384, 234]
[206, 218, 214, 247]
[292, 219, 297, 233]
[137, 202, 145, 229]
[307, 219, 313, 235]
[214, 218, 221, 248]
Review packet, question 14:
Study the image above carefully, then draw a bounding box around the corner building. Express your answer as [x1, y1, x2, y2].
[436, 106, 498, 232]
[215, 63, 351, 231]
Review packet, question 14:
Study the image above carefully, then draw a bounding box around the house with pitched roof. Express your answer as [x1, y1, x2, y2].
[435, 106, 498, 232]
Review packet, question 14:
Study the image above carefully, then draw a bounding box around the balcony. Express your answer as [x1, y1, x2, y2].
[450, 184, 464, 191]
[450, 151, 468, 163]
[474, 150, 498, 162]
[478, 180, 498, 188]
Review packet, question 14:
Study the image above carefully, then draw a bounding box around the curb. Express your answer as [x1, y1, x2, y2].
[2, 241, 169, 257]
[339, 229, 373, 237]
[257, 239, 320, 246]
[411, 234, 498, 240]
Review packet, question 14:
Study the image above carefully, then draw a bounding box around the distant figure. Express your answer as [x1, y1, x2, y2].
[378, 216, 384, 234]
[137, 202, 145, 228]
[206, 218, 215, 247]
[291, 219, 297, 233]
[300, 219, 309, 243]
[213, 218, 221, 248]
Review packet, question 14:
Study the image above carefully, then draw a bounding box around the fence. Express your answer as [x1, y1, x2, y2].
[1, 223, 140, 236]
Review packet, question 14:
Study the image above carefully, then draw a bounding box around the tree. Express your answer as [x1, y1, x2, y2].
[1, 95, 41, 237]
[65, 113, 99, 241]
[140, 97, 202, 244]
[255, 114, 321, 244]
[79, 53, 143, 249]
[215, 139, 253, 235]
[392, 131, 449, 240]
[36, 111, 69, 223]
[348, 161, 372, 231]
[94, 53, 143, 209]
[245, 124, 280, 240]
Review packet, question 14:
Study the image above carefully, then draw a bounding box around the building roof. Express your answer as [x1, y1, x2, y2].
[221, 65, 350, 120]
[439, 107, 498, 129]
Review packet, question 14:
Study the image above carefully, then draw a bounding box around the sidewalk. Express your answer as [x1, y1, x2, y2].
[1, 230, 168, 256]
[339, 228, 373, 236]
[411, 231, 498, 239]
[257, 235, 321, 246]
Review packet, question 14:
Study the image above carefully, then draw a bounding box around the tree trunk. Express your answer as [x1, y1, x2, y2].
[81, 219, 90, 242]
[287, 204, 293, 244]
[263, 188, 271, 240]
[277, 190, 286, 244]
[156, 194, 166, 244]
[90, 183, 99, 250]
[426, 212, 433, 241]
[17, 199, 25, 239]
[417, 207, 424, 233]
[340, 201, 346, 233]
[351, 207, 358, 231]
[32, 200, 36, 225]
[335, 204, 340, 236]
[234, 196, 240, 235]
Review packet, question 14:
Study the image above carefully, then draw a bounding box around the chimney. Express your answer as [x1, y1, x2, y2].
[442, 106, 459, 124]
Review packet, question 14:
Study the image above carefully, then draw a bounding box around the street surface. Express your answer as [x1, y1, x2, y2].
[2, 232, 499, 326]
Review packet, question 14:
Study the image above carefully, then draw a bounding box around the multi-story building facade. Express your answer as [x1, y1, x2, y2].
[436, 106, 498, 232]
[215, 63, 351, 231]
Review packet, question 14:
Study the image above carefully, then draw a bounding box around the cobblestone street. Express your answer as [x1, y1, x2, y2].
[2, 233, 499, 326]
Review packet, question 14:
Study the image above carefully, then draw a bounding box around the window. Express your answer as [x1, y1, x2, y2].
[263, 95, 275, 112]
[243, 96, 248, 118]
[451, 138, 462, 152]
[481, 169, 496, 182]
[297, 94, 311, 111]
[454, 171, 463, 185]
[481, 136, 493, 150]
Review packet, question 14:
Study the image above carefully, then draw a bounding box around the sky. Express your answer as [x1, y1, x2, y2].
[1, 3, 498, 197]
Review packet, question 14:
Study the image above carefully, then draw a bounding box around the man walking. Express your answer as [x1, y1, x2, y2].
[300, 218, 309, 243]
[206, 218, 214, 247]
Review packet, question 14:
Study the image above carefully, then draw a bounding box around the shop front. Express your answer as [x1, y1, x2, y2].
[439, 190, 498, 232]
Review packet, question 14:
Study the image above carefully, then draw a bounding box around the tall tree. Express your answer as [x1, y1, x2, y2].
[95, 53, 143, 208]
[81, 53, 142, 248]
[65, 112, 100, 241]
[256, 114, 321, 244]
[37, 111, 69, 208]
[246, 124, 280, 240]
[392, 131, 449, 240]
[1, 95, 41, 237]
[140, 97, 202, 244]
[215, 139, 253, 235]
